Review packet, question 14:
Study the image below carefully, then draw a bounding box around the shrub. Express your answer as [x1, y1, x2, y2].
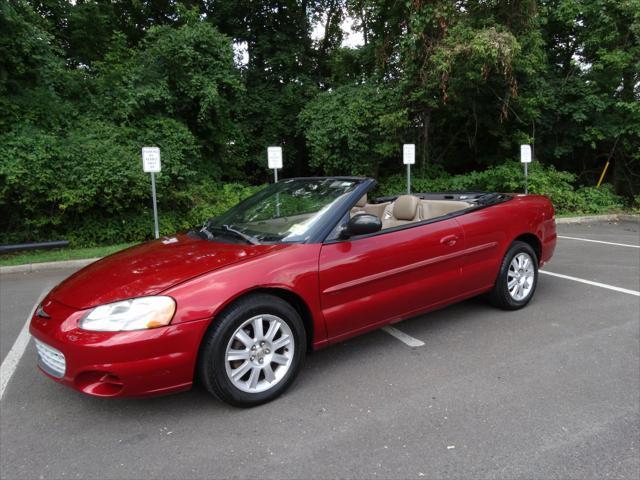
[0, 119, 262, 246]
[377, 161, 627, 215]
[2, 180, 264, 247]
[0, 117, 202, 246]
[1, 150, 629, 248]
[178, 180, 264, 229]
[573, 185, 625, 214]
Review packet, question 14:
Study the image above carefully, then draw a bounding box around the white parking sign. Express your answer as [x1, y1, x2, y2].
[403, 144, 416, 165]
[142, 147, 161, 172]
[520, 145, 532, 164]
[267, 146, 283, 169]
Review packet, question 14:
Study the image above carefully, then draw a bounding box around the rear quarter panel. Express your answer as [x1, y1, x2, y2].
[510, 194, 557, 265]
[455, 195, 556, 291]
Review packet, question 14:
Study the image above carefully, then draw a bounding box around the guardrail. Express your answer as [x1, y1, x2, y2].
[0, 240, 69, 254]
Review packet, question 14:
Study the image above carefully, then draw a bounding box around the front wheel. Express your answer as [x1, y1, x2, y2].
[198, 294, 306, 407]
[489, 241, 538, 310]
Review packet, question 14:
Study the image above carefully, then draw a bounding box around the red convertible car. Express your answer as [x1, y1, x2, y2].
[30, 177, 556, 406]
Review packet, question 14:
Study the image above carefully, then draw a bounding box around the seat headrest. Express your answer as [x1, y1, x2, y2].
[355, 194, 367, 208]
[393, 195, 419, 221]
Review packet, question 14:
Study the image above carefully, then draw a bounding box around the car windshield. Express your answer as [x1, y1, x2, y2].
[203, 178, 361, 244]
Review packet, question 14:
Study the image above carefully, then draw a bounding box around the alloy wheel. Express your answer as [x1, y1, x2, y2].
[507, 252, 535, 301]
[224, 314, 294, 393]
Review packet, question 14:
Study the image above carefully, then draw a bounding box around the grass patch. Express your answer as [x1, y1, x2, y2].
[0, 242, 137, 267]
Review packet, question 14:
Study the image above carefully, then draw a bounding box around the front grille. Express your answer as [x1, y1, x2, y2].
[34, 339, 66, 378]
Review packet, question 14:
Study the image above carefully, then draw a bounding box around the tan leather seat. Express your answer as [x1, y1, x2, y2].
[420, 200, 471, 219]
[350, 194, 389, 219]
[382, 195, 423, 229]
[350, 194, 369, 217]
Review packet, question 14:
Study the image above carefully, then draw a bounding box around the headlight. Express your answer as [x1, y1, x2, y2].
[79, 296, 176, 332]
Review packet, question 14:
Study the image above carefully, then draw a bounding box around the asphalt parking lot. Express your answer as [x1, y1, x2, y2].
[1, 220, 638, 480]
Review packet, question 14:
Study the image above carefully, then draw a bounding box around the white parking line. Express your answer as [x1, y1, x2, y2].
[540, 270, 640, 297]
[557, 235, 640, 249]
[0, 288, 49, 401]
[382, 326, 425, 347]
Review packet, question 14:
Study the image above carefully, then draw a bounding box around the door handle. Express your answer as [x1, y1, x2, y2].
[440, 234, 458, 246]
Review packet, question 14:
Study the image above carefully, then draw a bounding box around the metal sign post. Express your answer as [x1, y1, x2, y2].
[403, 144, 416, 194]
[520, 144, 532, 195]
[267, 146, 283, 217]
[142, 147, 161, 239]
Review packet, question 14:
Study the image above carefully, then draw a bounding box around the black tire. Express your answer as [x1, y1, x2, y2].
[489, 241, 539, 310]
[198, 293, 306, 407]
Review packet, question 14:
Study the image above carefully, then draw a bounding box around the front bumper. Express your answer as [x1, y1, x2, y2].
[29, 298, 210, 397]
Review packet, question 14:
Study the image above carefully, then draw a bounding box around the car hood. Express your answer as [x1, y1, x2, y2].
[49, 234, 287, 309]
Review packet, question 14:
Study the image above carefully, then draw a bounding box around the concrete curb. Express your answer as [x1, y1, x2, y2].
[556, 214, 639, 224]
[617, 214, 640, 223]
[0, 258, 100, 275]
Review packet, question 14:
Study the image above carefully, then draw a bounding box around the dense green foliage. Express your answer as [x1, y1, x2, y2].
[300, 83, 407, 176]
[378, 163, 626, 214]
[1, 0, 638, 246]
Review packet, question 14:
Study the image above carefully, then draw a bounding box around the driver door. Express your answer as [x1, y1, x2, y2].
[318, 218, 465, 342]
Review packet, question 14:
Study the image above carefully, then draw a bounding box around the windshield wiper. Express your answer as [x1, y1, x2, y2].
[205, 224, 260, 245]
[222, 225, 260, 245]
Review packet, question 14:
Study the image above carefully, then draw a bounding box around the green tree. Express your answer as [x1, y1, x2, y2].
[0, 0, 69, 131]
[300, 82, 407, 176]
[91, 12, 244, 176]
[206, 0, 320, 179]
[0, 5, 244, 244]
[538, 0, 640, 194]
[2, 0, 639, 247]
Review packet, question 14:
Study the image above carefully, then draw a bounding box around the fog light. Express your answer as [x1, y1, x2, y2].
[75, 371, 124, 396]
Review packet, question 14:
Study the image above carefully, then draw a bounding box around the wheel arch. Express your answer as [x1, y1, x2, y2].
[206, 287, 315, 353]
[513, 233, 542, 264]
[252, 287, 314, 352]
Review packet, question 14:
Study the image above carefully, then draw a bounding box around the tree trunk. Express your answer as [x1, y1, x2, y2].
[421, 109, 431, 175]
[612, 68, 635, 196]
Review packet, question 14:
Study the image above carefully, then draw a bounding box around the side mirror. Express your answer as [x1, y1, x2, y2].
[341, 214, 382, 238]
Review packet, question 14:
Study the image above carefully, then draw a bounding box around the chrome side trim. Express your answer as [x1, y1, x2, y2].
[323, 242, 498, 294]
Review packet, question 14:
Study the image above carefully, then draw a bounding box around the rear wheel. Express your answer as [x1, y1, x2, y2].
[198, 294, 306, 407]
[489, 241, 538, 310]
